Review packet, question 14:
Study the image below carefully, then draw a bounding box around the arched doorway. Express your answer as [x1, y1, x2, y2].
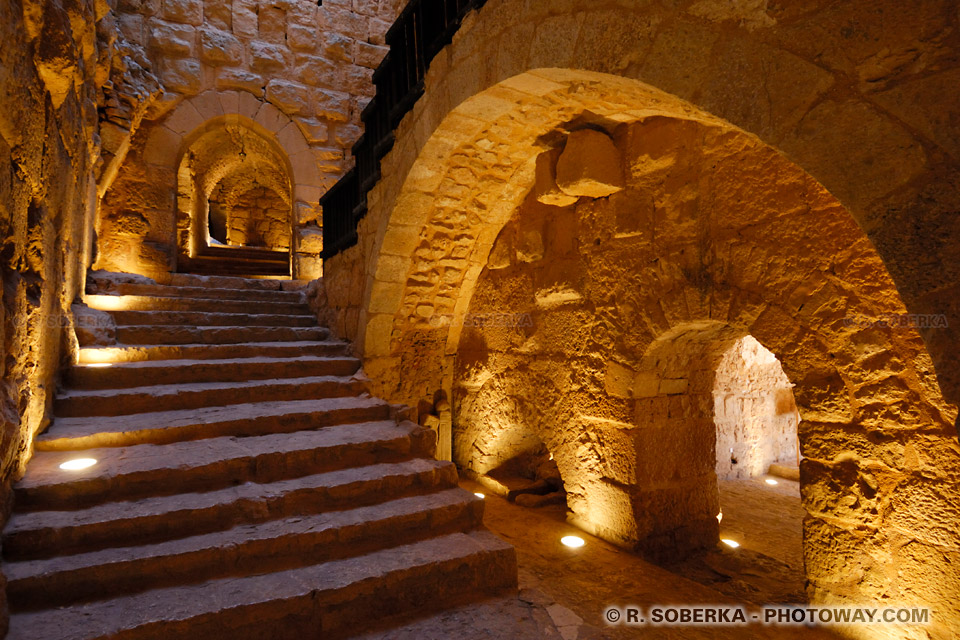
[175, 115, 293, 277]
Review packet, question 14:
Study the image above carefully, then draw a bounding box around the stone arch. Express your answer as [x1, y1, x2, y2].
[330, 0, 960, 412]
[143, 89, 324, 277]
[174, 114, 294, 259]
[364, 101, 960, 635]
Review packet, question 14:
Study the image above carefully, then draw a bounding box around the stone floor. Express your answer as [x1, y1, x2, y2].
[363, 475, 844, 640]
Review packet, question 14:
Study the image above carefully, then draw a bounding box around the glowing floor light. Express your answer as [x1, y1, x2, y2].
[765, 478, 779, 486]
[474, 492, 485, 499]
[85, 363, 113, 368]
[59, 458, 97, 471]
[561, 535, 585, 548]
[717, 511, 723, 523]
[721, 538, 740, 549]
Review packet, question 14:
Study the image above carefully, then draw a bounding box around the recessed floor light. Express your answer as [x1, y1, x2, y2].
[721, 538, 740, 549]
[561, 535, 585, 548]
[474, 492, 485, 499]
[59, 458, 97, 471]
[85, 363, 112, 368]
[765, 478, 779, 485]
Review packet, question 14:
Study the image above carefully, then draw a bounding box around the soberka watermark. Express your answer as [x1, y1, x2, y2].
[427, 313, 533, 328]
[843, 314, 948, 330]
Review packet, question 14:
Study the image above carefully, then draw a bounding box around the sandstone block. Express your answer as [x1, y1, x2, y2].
[288, 24, 318, 52]
[314, 89, 350, 122]
[556, 129, 624, 199]
[534, 148, 578, 207]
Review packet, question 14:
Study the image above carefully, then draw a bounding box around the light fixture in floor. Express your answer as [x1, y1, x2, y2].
[474, 492, 485, 499]
[85, 363, 112, 368]
[721, 538, 740, 549]
[561, 535, 585, 548]
[765, 478, 779, 485]
[59, 458, 97, 471]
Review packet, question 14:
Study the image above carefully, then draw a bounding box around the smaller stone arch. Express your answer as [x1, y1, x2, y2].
[143, 90, 324, 278]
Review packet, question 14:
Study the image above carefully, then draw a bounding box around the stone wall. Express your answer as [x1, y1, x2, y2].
[0, 0, 148, 511]
[420, 113, 956, 638]
[714, 336, 799, 481]
[97, 0, 402, 277]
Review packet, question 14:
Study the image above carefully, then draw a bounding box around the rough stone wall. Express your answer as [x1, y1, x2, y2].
[445, 115, 960, 638]
[0, 0, 153, 523]
[714, 335, 799, 480]
[222, 185, 289, 248]
[97, 0, 402, 276]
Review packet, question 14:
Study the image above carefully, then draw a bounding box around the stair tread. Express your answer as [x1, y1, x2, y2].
[6, 458, 451, 538]
[5, 489, 476, 583]
[70, 354, 359, 374]
[39, 395, 388, 448]
[57, 374, 361, 402]
[20, 420, 412, 494]
[7, 530, 510, 640]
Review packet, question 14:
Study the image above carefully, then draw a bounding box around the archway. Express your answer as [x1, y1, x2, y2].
[412, 108, 960, 636]
[175, 115, 293, 275]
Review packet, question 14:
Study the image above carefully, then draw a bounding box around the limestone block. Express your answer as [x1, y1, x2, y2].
[163, 99, 203, 135]
[605, 361, 634, 398]
[295, 118, 329, 145]
[356, 41, 388, 69]
[71, 304, 117, 347]
[296, 54, 339, 89]
[148, 20, 195, 56]
[266, 79, 312, 116]
[202, 0, 231, 30]
[189, 90, 224, 120]
[322, 32, 353, 62]
[232, 0, 258, 39]
[288, 24, 318, 52]
[298, 225, 323, 253]
[277, 121, 309, 154]
[160, 58, 202, 94]
[216, 68, 264, 95]
[253, 100, 286, 132]
[161, 0, 202, 26]
[556, 129, 624, 199]
[534, 148, 578, 207]
[633, 372, 660, 399]
[314, 88, 351, 122]
[143, 125, 182, 167]
[199, 27, 242, 66]
[250, 41, 287, 72]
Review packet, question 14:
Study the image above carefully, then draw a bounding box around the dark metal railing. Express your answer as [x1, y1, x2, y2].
[319, 0, 489, 259]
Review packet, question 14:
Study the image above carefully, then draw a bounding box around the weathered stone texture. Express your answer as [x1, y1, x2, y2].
[99, 0, 405, 278]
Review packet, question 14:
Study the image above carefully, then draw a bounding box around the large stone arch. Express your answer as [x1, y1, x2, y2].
[438, 113, 960, 638]
[323, 0, 960, 411]
[138, 90, 324, 278]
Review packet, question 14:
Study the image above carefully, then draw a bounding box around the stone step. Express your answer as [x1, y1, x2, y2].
[16, 421, 431, 511]
[7, 489, 483, 610]
[93, 283, 304, 303]
[85, 294, 312, 315]
[55, 375, 365, 417]
[66, 356, 362, 390]
[165, 273, 300, 291]
[107, 309, 318, 327]
[38, 396, 392, 451]
[78, 340, 351, 364]
[113, 324, 327, 345]
[5, 458, 456, 560]
[7, 530, 516, 640]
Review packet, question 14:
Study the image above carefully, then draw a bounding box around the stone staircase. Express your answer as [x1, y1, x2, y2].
[2, 272, 516, 639]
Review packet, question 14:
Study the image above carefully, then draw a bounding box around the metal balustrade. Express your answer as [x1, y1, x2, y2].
[319, 0, 489, 259]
